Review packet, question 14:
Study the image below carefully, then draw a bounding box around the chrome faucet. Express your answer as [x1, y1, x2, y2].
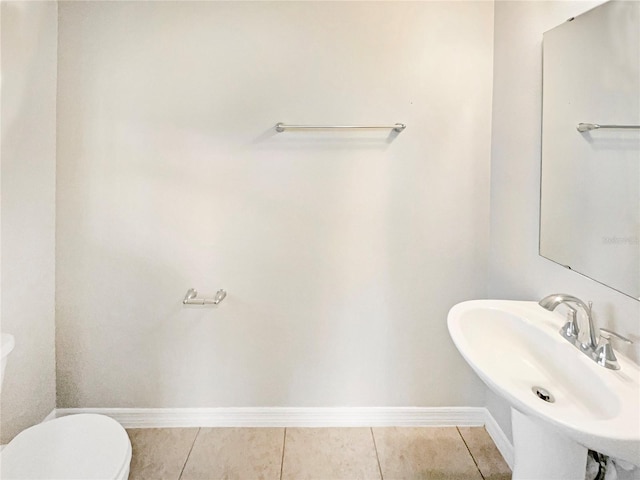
[538, 294, 632, 370]
[538, 294, 598, 348]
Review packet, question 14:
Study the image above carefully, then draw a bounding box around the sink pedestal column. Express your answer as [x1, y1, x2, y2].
[511, 408, 588, 480]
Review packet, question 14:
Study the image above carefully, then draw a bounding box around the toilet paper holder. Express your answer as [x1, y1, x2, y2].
[182, 288, 227, 305]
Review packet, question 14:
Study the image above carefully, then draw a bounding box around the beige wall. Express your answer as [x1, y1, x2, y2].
[488, 0, 640, 441]
[0, 1, 57, 443]
[56, 1, 494, 408]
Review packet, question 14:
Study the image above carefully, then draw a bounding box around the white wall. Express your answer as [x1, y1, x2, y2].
[488, 0, 640, 441]
[0, 1, 57, 443]
[56, 1, 494, 409]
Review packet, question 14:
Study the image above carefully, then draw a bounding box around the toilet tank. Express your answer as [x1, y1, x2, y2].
[1, 333, 15, 390]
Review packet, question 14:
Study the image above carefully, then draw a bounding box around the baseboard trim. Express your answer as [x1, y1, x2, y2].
[55, 406, 486, 428]
[42, 408, 57, 423]
[54, 406, 513, 466]
[483, 408, 514, 469]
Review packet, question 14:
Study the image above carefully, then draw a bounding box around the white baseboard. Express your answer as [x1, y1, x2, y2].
[42, 408, 57, 423]
[53, 406, 513, 466]
[55, 406, 486, 428]
[484, 408, 514, 469]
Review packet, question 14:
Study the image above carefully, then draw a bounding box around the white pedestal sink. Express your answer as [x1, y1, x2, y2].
[447, 300, 640, 479]
[511, 407, 588, 479]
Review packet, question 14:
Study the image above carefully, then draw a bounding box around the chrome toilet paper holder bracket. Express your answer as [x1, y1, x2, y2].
[182, 288, 227, 305]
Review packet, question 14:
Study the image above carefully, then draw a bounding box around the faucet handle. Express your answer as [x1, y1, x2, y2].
[560, 308, 580, 340]
[599, 328, 632, 344]
[595, 328, 633, 370]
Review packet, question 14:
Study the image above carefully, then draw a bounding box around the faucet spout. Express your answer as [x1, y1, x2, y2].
[538, 293, 597, 348]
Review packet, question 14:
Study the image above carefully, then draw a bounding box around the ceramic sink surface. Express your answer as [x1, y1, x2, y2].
[447, 300, 640, 466]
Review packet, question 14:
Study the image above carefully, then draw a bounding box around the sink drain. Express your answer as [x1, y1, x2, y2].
[532, 386, 555, 403]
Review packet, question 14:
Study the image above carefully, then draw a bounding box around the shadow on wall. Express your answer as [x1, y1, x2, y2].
[1, 1, 57, 443]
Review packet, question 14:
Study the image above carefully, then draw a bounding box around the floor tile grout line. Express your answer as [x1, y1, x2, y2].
[279, 427, 287, 480]
[456, 427, 485, 480]
[370, 427, 384, 480]
[177, 427, 201, 480]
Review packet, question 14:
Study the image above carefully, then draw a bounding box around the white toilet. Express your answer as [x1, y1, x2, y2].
[0, 333, 132, 479]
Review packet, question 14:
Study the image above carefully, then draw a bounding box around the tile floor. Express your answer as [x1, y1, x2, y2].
[126, 426, 511, 480]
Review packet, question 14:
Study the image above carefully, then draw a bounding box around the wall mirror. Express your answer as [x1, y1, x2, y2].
[540, 0, 640, 301]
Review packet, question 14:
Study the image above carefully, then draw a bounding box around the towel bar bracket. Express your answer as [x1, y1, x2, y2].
[577, 123, 640, 132]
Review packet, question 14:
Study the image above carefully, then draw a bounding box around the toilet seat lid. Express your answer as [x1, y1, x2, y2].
[1, 414, 132, 479]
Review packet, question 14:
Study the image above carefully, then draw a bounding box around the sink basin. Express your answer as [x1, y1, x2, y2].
[448, 300, 640, 469]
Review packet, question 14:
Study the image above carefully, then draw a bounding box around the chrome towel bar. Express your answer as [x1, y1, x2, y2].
[577, 123, 640, 132]
[275, 123, 406, 133]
